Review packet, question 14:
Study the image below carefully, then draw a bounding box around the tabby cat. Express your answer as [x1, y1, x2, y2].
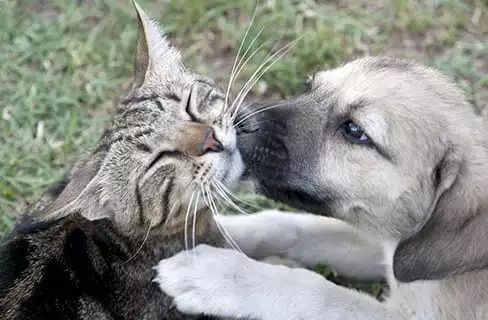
[0, 2, 243, 319]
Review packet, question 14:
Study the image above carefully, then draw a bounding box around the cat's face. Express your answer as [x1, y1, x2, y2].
[103, 73, 243, 231]
[45, 3, 243, 233]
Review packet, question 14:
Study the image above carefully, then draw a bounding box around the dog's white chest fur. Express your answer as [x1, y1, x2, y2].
[387, 270, 488, 319]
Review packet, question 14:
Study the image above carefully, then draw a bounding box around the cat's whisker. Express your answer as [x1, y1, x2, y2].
[184, 191, 195, 261]
[225, 29, 266, 113]
[234, 91, 314, 129]
[122, 221, 154, 265]
[233, 102, 290, 128]
[213, 216, 244, 254]
[235, 87, 317, 129]
[201, 186, 239, 251]
[230, 42, 293, 119]
[205, 185, 243, 253]
[163, 201, 180, 230]
[224, 38, 269, 117]
[226, 39, 269, 118]
[191, 192, 200, 258]
[214, 180, 260, 211]
[211, 181, 251, 215]
[224, 4, 260, 113]
[231, 28, 266, 89]
[229, 40, 283, 115]
[231, 39, 300, 120]
[203, 185, 241, 252]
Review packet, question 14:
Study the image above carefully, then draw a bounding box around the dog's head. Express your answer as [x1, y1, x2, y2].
[237, 57, 488, 282]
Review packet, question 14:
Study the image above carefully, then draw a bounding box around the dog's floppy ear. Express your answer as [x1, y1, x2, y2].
[394, 147, 488, 282]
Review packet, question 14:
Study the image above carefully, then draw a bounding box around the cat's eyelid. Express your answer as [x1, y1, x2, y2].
[163, 93, 181, 102]
[121, 94, 159, 106]
[194, 77, 216, 87]
[183, 83, 202, 123]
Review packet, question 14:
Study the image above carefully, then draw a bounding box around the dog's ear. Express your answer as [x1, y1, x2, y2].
[393, 147, 488, 282]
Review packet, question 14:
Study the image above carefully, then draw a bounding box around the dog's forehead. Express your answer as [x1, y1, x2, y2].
[313, 58, 452, 132]
[314, 59, 415, 112]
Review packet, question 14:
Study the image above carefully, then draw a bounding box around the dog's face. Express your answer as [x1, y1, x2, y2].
[238, 57, 488, 282]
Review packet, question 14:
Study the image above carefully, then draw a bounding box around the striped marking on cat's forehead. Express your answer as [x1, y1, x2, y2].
[121, 92, 182, 110]
[121, 94, 165, 112]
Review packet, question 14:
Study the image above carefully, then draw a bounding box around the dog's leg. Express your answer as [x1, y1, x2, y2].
[217, 210, 385, 279]
[155, 245, 403, 320]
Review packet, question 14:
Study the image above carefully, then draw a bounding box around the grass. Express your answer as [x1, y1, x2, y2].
[1, 0, 487, 295]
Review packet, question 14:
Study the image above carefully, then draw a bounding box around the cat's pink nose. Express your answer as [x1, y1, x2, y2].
[179, 123, 224, 157]
[200, 127, 224, 154]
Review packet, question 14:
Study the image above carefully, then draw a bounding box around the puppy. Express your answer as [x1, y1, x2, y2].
[155, 57, 488, 319]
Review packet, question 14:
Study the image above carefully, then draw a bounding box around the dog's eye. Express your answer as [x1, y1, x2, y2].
[341, 120, 370, 144]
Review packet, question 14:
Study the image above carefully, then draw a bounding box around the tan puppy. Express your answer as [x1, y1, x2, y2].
[155, 57, 488, 319]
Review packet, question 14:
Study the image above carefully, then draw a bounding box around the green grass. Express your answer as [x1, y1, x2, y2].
[1, 0, 487, 295]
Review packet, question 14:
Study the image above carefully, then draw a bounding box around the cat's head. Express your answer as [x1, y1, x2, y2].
[44, 2, 243, 234]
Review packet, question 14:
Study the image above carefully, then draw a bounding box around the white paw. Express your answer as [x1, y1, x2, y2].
[153, 245, 257, 318]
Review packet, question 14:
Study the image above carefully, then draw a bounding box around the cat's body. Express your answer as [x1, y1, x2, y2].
[0, 213, 221, 320]
[0, 2, 244, 319]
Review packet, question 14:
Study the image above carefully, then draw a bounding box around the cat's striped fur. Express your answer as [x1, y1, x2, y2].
[0, 2, 243, 319]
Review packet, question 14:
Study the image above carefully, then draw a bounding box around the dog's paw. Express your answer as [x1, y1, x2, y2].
[153, 245, 256, 318]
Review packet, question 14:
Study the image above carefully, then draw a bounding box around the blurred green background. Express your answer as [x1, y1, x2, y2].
[0, 0, 487, 295]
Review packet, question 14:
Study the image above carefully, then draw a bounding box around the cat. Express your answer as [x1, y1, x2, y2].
[0, 2, 244, 319]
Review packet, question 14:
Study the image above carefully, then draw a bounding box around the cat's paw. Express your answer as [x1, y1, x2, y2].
[153, 245, 258, 318]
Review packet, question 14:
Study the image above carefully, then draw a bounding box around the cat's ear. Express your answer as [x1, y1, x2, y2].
[132, 1, 182, 87]
[44, 157, 111, 221]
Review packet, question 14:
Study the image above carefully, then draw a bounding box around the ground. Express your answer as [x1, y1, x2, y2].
[1, 0, 487, 295]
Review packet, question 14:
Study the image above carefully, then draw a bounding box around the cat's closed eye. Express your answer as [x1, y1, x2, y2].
[164, 92, 181, 102]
